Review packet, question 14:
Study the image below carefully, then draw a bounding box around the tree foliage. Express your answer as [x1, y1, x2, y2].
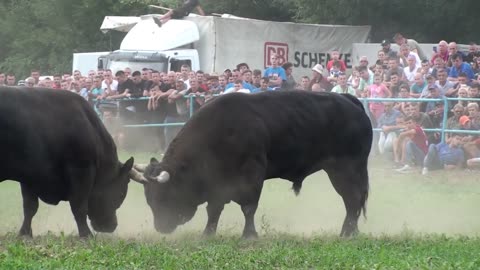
[0, 0, 478, 79]
[293, 0, 480, 43]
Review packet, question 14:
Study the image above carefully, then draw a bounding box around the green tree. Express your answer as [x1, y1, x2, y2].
[292, 0, 480, 43]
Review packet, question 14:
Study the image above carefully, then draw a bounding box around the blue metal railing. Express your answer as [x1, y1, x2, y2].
[95, 95, 480, 143]
[359, 97, 480, 142]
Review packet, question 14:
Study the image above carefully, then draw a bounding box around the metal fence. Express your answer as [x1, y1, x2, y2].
[359, 97, 480, 143]
[94, 95, 480, 143]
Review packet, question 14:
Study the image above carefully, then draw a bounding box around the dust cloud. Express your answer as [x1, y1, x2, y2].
[1, 162, 480, 239]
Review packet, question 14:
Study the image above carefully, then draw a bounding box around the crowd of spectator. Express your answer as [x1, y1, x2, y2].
[2, 32, 480, 174]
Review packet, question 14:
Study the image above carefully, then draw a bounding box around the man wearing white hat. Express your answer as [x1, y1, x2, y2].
[308, 64, 333, 91]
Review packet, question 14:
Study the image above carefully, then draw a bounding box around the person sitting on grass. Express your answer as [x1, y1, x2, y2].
[421, 134, 465, 175]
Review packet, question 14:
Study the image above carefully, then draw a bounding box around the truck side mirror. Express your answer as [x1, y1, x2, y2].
[97, 58, 104, 69]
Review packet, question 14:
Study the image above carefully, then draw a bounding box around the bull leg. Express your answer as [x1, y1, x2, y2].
[326, 164, 369, 237]
[241, 203, 259, 239]
[19, 183, 39, 237]
[69, 199, 92, 238]
[203, 202, 224, 236]
[67, 166, 94, 238]
[237, 156, 266, 239]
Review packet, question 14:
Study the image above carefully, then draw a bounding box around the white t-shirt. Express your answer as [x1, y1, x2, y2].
[101, 79, 119, 92]
[403, 66, 419, 84]
[222, 88, 250, 94]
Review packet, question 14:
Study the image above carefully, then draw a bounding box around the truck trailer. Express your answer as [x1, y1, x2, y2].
[74, 14, 371, 80]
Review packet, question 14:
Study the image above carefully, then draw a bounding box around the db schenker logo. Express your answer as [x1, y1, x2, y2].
[264, 42, 288, 68]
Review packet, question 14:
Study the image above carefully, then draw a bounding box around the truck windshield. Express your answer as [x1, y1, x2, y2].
[108, 60, 167, 73]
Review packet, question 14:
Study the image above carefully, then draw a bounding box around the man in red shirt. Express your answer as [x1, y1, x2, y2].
[395, 116, 429, 173]
[326, 50, 347, 72]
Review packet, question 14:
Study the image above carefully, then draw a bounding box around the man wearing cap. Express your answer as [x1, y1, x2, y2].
[425, 84, 444, 129]
[393, 33, 426, 61]
[419, 74, 437, 98]
[308, 64, 333, 92]
[381, 40, 397, 58]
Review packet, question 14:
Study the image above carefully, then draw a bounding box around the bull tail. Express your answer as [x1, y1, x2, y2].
[359, 168, 369, 221]
[292, 181, 303, 196]
[340, 93, 365, 112]
[361, 184, 369, 220]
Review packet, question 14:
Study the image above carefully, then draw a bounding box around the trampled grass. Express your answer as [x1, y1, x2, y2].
[1, 152, 480, 269]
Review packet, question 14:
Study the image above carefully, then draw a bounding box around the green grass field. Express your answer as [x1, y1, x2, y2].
[1, 152, 480, 269]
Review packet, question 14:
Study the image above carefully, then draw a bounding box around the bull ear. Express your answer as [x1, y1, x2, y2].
[150, 157, 160, 164]
[121, 157, 134, 175]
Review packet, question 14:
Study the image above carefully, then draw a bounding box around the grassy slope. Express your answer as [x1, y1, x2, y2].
[1, 154, 480, 269]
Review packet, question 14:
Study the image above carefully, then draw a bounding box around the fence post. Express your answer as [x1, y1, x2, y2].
[189, 94, 194, 118]
[441, 97, 449, 143]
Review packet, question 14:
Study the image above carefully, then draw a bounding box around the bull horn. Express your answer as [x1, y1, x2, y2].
[129, 168, 149, 184]
[156, 171, 170, 183]
[134, 163, 148, 172]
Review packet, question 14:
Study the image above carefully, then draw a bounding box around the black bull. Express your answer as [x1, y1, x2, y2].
[131, 91, 373, 238]
[0, 87, 145, 237]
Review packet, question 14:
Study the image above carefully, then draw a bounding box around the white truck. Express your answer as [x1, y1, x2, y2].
[73, 14, 371, 79]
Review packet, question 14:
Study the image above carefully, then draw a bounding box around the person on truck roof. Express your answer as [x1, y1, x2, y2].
[153, 0, 204, 27]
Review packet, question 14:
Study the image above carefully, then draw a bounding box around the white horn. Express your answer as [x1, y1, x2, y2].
[134, 163, 148, 172]
[129, 168, 149, 184]
[156, 171, 170, 183]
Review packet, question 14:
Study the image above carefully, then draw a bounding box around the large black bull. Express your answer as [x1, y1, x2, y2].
[0, 87, 137, 237]
[131, 91, 372, 238]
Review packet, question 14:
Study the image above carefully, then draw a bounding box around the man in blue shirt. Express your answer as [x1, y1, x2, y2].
[251, 77, 274, 93]
[448, 52, 475, 82]
[263, 53, 287, 90]
[421, 134, 465, 175]
[224, 70, 254, 92]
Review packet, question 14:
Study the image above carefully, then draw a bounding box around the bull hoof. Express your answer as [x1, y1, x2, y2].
[202, 230, 217, 238]
[340, 228, 359, 238]
[18, 228, 33, 238]
[241, 230, 258, 240]
[79, 230, 93, 239]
